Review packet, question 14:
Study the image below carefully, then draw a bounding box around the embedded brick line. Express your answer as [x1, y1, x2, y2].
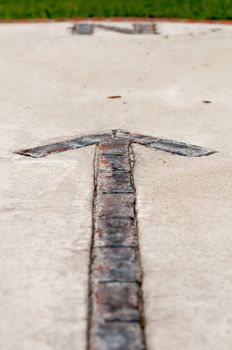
[16, 130, 215, 350]
[87, 140, 146, 350]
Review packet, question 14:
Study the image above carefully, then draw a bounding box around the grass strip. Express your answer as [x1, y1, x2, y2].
[0, 0, 232, 20]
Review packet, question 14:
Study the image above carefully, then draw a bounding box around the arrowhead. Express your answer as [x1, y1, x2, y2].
[140, 138, 215, 157]
[114, 130, 216, 157]
[16, 130, 216, 158]
[15, 132, 109, 158]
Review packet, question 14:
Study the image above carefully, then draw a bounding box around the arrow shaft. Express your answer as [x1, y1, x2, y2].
[88, 141, 146, 350]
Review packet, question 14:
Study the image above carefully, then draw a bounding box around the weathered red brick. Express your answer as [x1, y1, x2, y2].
[92, 282, 140, 322]
[92, 247, 140, 282]
[95, 193, 135, 219]
[94, 216, 136, 247]
[89, 322, 145, 350]
[97, 171, 133, 194]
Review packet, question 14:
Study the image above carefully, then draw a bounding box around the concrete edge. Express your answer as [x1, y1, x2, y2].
[1, 17, 232, 25]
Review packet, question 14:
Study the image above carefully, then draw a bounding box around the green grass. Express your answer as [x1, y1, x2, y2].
[0, 0, 232, 20]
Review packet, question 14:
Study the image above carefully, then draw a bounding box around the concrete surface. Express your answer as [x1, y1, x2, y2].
[0, 148, 94, 350]
[135, 148, 231, 350]
[0, 21, 232, 350]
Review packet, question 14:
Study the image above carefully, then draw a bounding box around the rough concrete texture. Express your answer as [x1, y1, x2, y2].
[0, 21, 232, 350]
[0, 149, 94, 350]
[134, 148, 231, 350]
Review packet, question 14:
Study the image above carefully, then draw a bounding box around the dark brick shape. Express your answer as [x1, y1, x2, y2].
[98, 142, 130, 172]
[99, 142, 129, 156]
[133, 23, 156, 34]
[97, 171, 133, 194]
[76, 23, 94, 35]
[94, 216, 136, 247]
[92, 282, 140, 322]
[92, 247, 140, 282]
[95, 193, 135, 219]
[90, 322, 145, 350]
[98, 155, 131, 173]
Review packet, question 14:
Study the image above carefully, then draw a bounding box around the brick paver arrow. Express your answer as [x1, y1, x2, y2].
[17, 129, 215, 350]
